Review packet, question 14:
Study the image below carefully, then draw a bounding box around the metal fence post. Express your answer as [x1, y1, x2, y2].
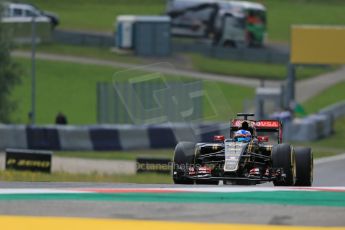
[286, 63, 296, 107]
[31, 16, 37, 125]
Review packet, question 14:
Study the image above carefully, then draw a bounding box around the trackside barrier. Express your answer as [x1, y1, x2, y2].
[319, 101, 345, 120]
[0, 123, 229, 151]
[57, 126, 93, 151]
[0, 117, 336, 151]
[284, 114, 333, 142]
[0, 125, 27, 150]
[282, 101, 345, 141]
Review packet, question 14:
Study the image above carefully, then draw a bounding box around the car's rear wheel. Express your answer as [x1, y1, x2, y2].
[272, 144, 296, 186]
[172, 142, 195, 184]
[295, 147, 313, 186]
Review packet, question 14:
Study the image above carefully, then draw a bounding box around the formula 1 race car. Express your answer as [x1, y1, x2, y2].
[172, 113, 313, 186]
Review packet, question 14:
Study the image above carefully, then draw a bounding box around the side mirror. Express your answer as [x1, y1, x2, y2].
[258, 136, 269, 142]
[214, 135, 225, 142]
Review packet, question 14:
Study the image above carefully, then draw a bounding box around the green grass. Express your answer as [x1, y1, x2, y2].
[12, 58, 124, 124]
[0, 170, 171, 183]
[302, 81, 345, 114]
[265, 0, 345, 41]
[56, 149, 174, 161]
[24, 0, 164, 33]
[190, 54, 333, 80]
[17, 44, 334, 82]
[25, 0, 345, 41]
[16, 44, 337, 84]
[11, 57, 254, 124]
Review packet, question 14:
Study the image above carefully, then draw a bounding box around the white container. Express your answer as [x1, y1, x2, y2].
[116, 15, 136, 49]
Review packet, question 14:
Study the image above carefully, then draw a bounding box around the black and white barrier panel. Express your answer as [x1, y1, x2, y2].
[136, 157, 171, 174]
[5, 149, 52, 173]
[0, 116, 338, 151]
[0, 123, 228, 151]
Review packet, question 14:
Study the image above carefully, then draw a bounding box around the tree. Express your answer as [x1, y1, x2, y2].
[0, 7, 22, 123]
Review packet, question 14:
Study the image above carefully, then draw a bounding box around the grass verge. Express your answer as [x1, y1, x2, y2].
[189, 54, 334, 80]
[0, 170, 172, 183]
[11, 57, 254, 124]
[17, 44, 334, 82]
[24, 0, 164, 33]
[302, 81, 345, 115]
[25, 0, 345, 41]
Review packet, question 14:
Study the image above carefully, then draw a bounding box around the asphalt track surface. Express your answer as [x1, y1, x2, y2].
[0, 154, 345, 228]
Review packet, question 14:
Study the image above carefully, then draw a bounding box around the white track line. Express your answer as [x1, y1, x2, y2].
[0, 189, 92, 194]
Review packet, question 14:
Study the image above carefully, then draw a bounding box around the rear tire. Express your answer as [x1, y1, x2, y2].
[272, 144, 296, 186]
[295, 147, 313, 186]
[172, 142, 195, 184]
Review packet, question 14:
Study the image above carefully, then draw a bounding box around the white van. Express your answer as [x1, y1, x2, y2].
[2, 2, 59, 28]
[166, 0, 266, 47]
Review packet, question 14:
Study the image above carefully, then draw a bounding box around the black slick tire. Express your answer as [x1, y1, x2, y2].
[295, 147, 313, 186]
[272, 144, 297, 186]
[172, 142, 195, 184]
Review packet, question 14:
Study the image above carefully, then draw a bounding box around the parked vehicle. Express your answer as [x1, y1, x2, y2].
[166, 0, 266, 47]
[1, 2, 59, 28]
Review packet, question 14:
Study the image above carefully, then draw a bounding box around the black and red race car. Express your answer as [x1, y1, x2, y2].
[172, 113, 313, 186]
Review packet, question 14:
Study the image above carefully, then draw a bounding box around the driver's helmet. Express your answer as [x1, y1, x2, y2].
[234, 129, 251, 142]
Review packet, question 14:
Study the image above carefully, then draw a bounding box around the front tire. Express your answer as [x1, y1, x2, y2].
[272, 144, 297, 186]
[172, 142, 195, 184]
[295, 147, 313, 186]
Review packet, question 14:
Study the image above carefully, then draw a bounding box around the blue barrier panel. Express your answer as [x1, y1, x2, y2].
[26, 126, 61, 150]
[148, 126, 177, 149]
[89, 128, 122, 150]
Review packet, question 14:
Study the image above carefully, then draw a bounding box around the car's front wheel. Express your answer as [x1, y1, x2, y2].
[272, 144, 297, 186]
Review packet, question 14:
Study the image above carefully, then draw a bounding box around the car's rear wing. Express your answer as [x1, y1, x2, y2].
[231, 119, 283, 143]
[255, 120, 281, 129]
